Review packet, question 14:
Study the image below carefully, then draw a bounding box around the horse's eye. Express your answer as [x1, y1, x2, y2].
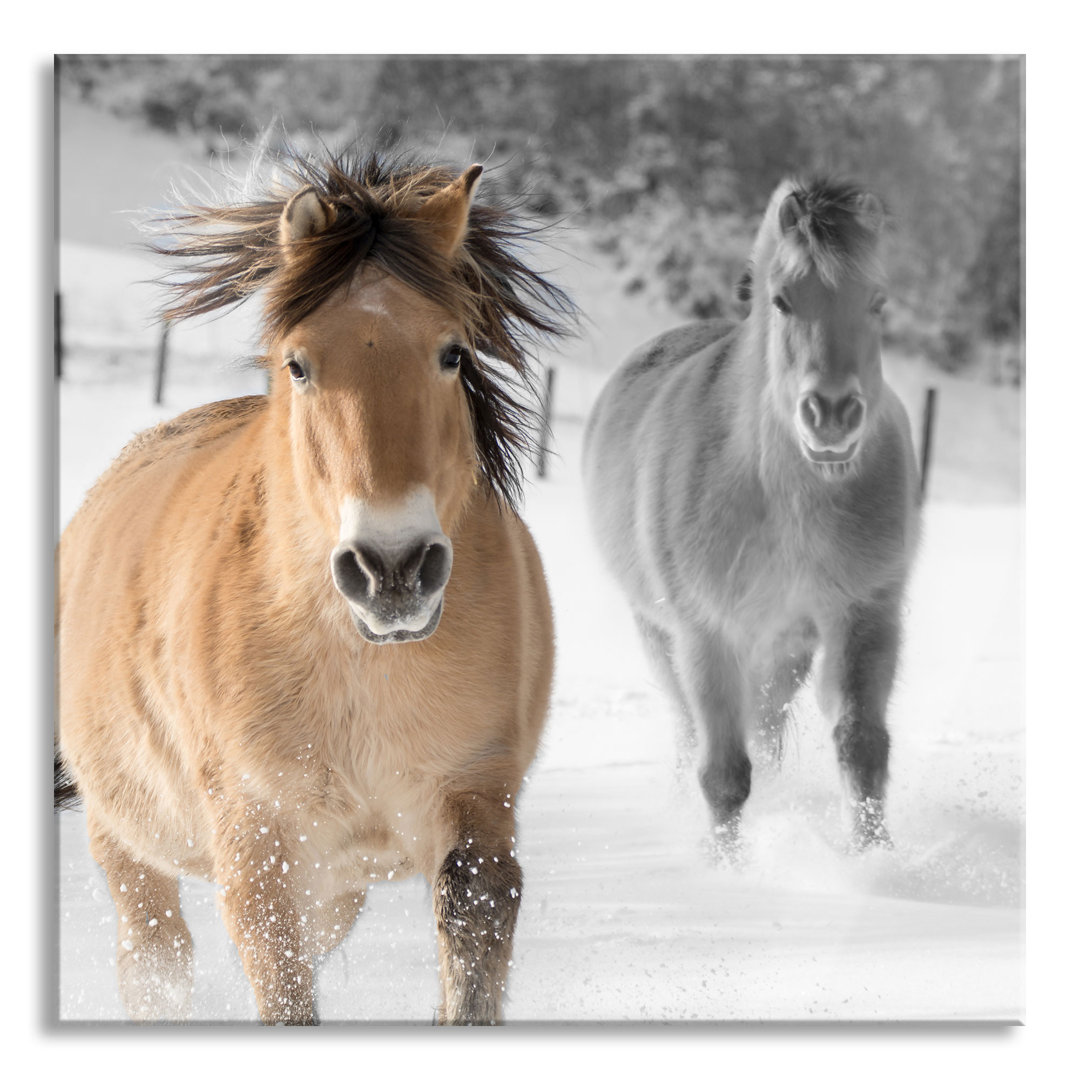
[870, 295, 887, 316]
[441, 344, 468, 372]
[772, 295, 791, 316]
[283, 357, 307, 383]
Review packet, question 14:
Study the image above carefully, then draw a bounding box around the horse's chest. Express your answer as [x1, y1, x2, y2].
[718, 537, 813, 630]
[255, 739, 443, 892]
[701, 508, 870, 635]
[312, 766, 440, 880]
[265, 674, 472, 877]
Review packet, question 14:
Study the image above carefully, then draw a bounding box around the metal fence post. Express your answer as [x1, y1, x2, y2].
[54, 292, 63, 379]
[919, 386, 937, 504]
[154, 320, 171, 405]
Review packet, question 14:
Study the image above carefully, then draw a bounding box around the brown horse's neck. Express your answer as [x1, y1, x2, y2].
[248, 403, 337, 612]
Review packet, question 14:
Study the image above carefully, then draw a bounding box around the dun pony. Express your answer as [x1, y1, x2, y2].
[56, 147, 575, 1024]
[583, 177, 920, 854]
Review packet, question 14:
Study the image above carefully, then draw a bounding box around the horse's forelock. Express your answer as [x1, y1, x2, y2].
[765, 177, 885, 290]
[148, 145, 576, 510]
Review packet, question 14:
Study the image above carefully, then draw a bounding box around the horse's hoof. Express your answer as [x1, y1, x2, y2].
[850, 798, 892, 852]
[117, 941, 194, 1023]
[703, 821, 745, 867]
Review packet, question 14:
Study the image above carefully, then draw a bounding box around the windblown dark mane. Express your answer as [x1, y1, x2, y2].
[771, 176, 886, 289]
[147, 147, 577, 507]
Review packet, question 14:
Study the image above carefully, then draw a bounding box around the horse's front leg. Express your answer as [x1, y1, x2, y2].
[88, 816, 194, 1022]
[432, 790, 523, 1025]
[213, 814, 317, 1025]
[673, 626, 752, 857]
[819, 594, 903, 849]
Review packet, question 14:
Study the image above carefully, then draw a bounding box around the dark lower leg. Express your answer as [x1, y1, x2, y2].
[699, 741, 752, 838]
[833, 715, 891, 846]
[433, 846, 522, 1024]
[433, 792, 522, 1024]
[823, 600, 902, 848]
[673, 629, 751, 847]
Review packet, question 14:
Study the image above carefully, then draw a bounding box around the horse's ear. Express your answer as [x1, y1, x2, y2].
[778, 192, 804, 234]
[416, 164, 483, 259]
[279, 186, 335, 249]
[854, 192, 885, 233]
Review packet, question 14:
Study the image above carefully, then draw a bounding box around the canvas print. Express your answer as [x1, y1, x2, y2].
[54, 55, 1023, 1023]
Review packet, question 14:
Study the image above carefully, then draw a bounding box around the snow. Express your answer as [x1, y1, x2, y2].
[54, 238, 1024, 1026]
[45, 100, 1036, 1064]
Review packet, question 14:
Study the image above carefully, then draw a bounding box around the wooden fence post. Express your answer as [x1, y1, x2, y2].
[54, 292, 63, 379]
[537, 366, 556, 479]
[154, 320, 171, 406]
[919, 386, 937, 504]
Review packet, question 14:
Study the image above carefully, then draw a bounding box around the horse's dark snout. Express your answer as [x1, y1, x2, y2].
[332, 534, 452, 642]
[333, 536, 452, 603]
[799, 390, 865, 441]
[796, 382, 866, 463]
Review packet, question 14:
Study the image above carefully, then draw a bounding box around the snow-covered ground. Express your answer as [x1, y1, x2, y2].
[55, 433, 1024, 1023]
[55, 248, 1024, 1026]
[50, 100, 1029, 1047]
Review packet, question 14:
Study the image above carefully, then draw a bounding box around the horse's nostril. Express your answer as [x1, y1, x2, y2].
[333, 538, 452, 604]
[396, 540, 452, 595]
[800, 390, 864, 438]
[332, 545, 380, 602]
[800, 393, 824, 431]
[839, 395, 865, 434]
[417, 541, 452, 595]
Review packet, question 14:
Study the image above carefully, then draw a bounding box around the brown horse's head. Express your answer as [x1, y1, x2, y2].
[150, 150, 574, 644]
[750, 178, 888, 478]
[274, 171, 482, 642]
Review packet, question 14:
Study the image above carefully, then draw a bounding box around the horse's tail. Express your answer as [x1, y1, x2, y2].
[54, 745, 81, 812]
